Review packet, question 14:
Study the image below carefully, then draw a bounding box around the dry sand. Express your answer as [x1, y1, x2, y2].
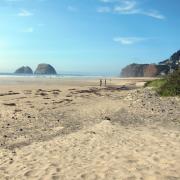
[0, 77, 180, 180]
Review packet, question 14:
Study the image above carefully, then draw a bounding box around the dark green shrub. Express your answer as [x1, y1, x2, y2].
[158, 69, 180, 96]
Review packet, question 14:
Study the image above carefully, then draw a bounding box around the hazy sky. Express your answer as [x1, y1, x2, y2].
[0, 0, 180, 75]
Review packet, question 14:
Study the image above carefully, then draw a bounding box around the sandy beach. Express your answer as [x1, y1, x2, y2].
[0, 77, 180, 180]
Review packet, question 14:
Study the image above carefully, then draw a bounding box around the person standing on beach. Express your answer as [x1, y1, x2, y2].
[105, 79, 107, 86]
[100, 79, 102, 87]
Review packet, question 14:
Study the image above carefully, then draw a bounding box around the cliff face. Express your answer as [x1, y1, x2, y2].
[121, 50, 179, 77]
[121, 64, 169, 77]
[144, 64, 170, 77]
[121, 64, 148, 77]
[34, 64, 57, 75]
[15, 66, 33, 74]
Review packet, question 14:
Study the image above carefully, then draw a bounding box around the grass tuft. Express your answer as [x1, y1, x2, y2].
[145, 69, 180, 96]
[144, 79, 166, 89]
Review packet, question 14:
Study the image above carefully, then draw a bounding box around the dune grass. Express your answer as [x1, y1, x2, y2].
[144, 79, 166, 89]
[145, 69, 180, 96]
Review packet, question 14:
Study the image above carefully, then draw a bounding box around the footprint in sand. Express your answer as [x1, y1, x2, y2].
[24, 170, 36, 177]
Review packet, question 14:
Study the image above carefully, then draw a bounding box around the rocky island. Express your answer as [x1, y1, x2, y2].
[34, 63, 57, 75]
[14, 66, 33, 74]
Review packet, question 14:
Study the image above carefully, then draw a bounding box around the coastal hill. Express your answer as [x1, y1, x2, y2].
[159, 50, 180, 68]
[121, 50, 180, 77]
[121, 64, 169, 77]
[14, 66, 33, 74]
[34, 64, 57, 75]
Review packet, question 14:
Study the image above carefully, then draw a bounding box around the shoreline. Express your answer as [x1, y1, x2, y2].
[0, 76, 157, 86]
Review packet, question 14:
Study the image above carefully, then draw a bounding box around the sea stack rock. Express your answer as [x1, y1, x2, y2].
[15, 66, 33, 74]
[34, 63, 57, 75]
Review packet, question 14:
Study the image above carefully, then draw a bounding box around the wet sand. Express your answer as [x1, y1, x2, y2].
[0, 77, 179, 180]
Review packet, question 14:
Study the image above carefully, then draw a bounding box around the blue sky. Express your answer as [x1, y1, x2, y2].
[0, 0, 180, 75]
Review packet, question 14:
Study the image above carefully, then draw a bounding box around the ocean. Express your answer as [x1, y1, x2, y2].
[0, 73, 116, 85]
[0, 73, 111, 79]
